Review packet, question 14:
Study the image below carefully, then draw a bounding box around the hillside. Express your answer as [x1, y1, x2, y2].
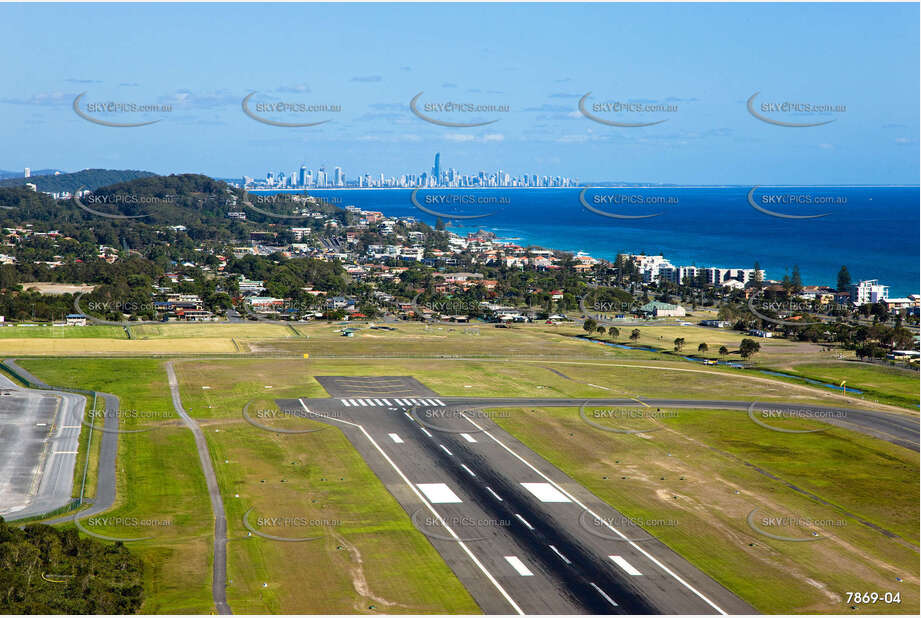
[0, 168, 156, 192]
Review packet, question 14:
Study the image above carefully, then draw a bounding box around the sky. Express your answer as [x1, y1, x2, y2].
[0, 2, 918, 184]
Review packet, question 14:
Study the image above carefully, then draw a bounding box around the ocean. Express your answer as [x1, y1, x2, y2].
[252, 186, 920, 297]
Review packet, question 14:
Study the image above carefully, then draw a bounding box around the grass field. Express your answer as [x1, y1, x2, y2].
[17, 358, 215, 614]
[779, 361, 920, 409]
[0, 325, 127, 338]
[0, 337, 237, 355]
[491, 405, 919, 614]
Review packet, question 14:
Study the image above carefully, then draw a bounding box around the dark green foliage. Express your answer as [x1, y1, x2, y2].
[0, 517, 144, 614]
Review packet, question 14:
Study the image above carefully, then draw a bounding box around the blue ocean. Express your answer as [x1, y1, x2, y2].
[255, 186, 919, 297]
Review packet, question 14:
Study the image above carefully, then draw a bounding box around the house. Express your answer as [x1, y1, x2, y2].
[66, 314, 87, 326]
[749, 329, 774, 338]
[700, 319, 731, 328]
[639, 301, 687, 318]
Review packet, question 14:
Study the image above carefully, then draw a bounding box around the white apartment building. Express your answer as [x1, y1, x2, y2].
[848, 279, 889, 305]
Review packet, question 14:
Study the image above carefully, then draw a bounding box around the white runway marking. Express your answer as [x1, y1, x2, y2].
[357, 399, 368, 406]
[394, 398, 406, 405]
[424, 398, 439, 406]
[486, 486, 503, 501]
[514, 513, 534, 531]
[610, 555, 643, 576]
[403, 412, 413, 420]
[53, 451, 78, 455]
[549, 544, 571, 564]
[460, 464, 476, 477]
[372, 399, 384, 406]
[504, 556, 534, 576]
[341, 399, 352, 406]
[433, 399, 446, 406]
[520, 482, 572, 503]
[388, 433, 404, 444]
[420, 427, 433, 437]
[407, 398, 419, 405]
[460, 433, 477, 443]
[439, 444, 453, 456]
[590, 583, 618, 607]
[381, 399, 391, 405]
[416, 483, 462, 504]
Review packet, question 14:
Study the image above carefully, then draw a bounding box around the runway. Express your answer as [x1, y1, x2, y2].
[278, 384, 758, 614]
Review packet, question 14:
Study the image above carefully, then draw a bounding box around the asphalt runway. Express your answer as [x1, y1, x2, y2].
[0, 373, 85, 520]
[277, 389, 756, 615]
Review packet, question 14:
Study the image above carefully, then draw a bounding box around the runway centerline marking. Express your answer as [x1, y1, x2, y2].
[439, 444, 454, 456]
[590, 583, 618, 607]
[459, 410, 727, 614]
[460, 464, 477, 477]
[514, 513, 535, 531]
[504, 556, 534, 576]
[295, 399, 522, 614]
[486, 486, 503, 501]
[610, 555, 643, 576]
[420, 427, 433, 438]
[549, 544, 571, 564]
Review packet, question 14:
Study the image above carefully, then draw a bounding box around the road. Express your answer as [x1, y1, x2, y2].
[278, 381, 757, 615]
[0, 372, 84, 520]
[166, 362, 232, 615]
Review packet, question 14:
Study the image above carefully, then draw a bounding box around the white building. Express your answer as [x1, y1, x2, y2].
[848, 279, 889, 305]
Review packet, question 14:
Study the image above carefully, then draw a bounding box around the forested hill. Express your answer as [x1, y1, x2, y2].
[0, 168, 156, 192]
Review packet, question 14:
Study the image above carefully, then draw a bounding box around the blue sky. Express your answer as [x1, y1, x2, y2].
[1, 2, 918, 184]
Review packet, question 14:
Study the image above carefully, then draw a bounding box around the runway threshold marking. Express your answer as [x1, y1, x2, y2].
[388, 433, 404, 444]
[460, 433, 477, 443]
[520, 482, 571, 503]
[610, 555, 643, 576]
[416, 483, 462, 504]
[459, 410, 728, 615]
[341, 399, 352, 406]
[295, 399, 523, 615]
[504, 556, 534, 576]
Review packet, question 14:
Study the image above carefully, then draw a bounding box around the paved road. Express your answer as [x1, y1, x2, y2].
[166, 362, 231, 615]
[0, 373, 84, 520]
[278, 388, 756, 615]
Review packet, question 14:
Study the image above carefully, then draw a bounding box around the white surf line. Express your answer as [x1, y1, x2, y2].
[460, 433, 477, 443]
[460, 463, 477, 478]
[610, 555, 642, 576]
[388, 433, 404, 444]
[459, 411, 728, 615]
[420, 427, 433, 438]
[439, 444, 453, 456]
[590, 582, 618, 607]
[296, 399, 523, 615]
[341, 399, 352, 406]
[514, 513, 535, 531]
[486, 486, 503, 502]
[548, 544, 571, 565]
[504, 556, 534, 576]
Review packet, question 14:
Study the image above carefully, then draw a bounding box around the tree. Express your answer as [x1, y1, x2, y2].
[630, 328, 641, 342]
[673, 337, 685, 351]
[718, 345, 729, 356]
[791, 265, 803, 294]
[608, 326, 620, 338]
[582, 318, 597, 334]
[837, 266, 851, 292]
[752, 261, 763, 289]
[739, 338, 761, 358]
[596, 326, 606, 336]
[698, 342, 708, 353]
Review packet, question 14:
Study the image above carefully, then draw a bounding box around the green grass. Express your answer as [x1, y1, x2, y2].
[492, 405, 919, 614]
[0, 324, 126, 338]
[780, 362, 920, 409]
[17, 358, 215, 614]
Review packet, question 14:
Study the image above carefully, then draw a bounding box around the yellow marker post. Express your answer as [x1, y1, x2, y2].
[303, 353, 309, 359]
[840, 380, 846, 395]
